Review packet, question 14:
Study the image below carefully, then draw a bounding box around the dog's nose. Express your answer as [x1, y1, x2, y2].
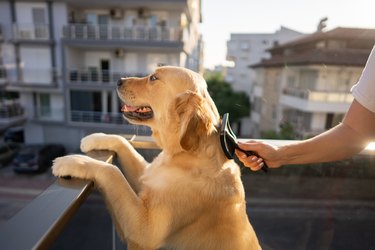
[117, 79, 123, 87]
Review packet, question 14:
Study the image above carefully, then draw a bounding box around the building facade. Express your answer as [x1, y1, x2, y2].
[251, 27, 375, 138]
[225, 26, 305, 136]
[0, 0, 202, 150]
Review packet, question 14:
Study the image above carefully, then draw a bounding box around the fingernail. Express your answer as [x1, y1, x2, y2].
[251, 157, 257, 161]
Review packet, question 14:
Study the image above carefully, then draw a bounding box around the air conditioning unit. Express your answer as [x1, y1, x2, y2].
[19, 30, 31, 39]
[110, 9, 123, 19]
[114, 48, 125, 58]
[137, 8, 149, 18]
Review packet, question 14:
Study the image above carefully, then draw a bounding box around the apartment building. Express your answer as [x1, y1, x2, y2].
[251, 27, 375, 138]
[225, 26, 305, 136]
[0, 0, 202, 150]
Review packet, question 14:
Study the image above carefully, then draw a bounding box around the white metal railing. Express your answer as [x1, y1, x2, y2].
[13, 23, 50, 40]
[70, 111, 126, 125]
[67, 69, 145, 84]
[283, 87, 353, 103]
[20, 68, 57, 84]
[62, 24, 182, 42]
[0, 67, 57, 84]
[34, 106, 64, 122]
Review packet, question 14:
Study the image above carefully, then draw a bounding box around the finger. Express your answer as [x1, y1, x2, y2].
[250, 162, 264, 171]
[237, 141, 262, 152]
[235, 149, 259, 162]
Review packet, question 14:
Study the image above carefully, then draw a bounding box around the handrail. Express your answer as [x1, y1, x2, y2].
[0, 135, 374, 249]
[0, 150, 114, 250]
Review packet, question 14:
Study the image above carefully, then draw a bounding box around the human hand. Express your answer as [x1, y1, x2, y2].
[235, 140, 282, 171]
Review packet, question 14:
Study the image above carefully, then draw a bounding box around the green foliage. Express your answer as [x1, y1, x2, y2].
[204, 72, 250, 122]
[261, 122, 296, 139]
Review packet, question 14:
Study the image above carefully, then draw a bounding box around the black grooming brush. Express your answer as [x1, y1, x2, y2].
[220, 113, 268, 173]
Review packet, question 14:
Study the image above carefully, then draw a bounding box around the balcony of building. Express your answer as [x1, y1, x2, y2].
[12, 23, 51, 43]
[61, 5, 186, 52]
[5, 67, 58, 90]
[66, 68, 145, 88]
[70, 110, 125, 126]
[63, 24, 182, 43]
[280, 87, 353, 113]
[0, 137, 375, 249]
[0, 98, 26, 130]
[32, 106, 64, 123]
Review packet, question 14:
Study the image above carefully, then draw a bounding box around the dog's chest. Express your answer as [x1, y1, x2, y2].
[140, 162, 182, 191]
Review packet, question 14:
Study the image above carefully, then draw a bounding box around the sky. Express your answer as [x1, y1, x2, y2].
[200, 0, 375, 69]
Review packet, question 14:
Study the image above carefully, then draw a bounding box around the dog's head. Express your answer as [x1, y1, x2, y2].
[117, 66, 220, 154]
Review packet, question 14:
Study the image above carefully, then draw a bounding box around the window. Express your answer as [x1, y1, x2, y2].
[34, 93, 51, 118]
[32, 8, 46, 24]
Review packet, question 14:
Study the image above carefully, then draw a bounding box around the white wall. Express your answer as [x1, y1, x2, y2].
[310, 113, 326, 131]
[124, 53, 137, 73]
[16, 2, 47, 24]
[84, 51, 112, 69]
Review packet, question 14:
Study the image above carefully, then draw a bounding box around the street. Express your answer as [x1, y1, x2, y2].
[1, 162, 375, 250]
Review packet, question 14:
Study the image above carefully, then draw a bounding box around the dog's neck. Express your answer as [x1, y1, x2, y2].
[151, 127, 223, 158]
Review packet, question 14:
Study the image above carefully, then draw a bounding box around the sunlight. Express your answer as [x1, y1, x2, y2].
[366, 142, 375, 150]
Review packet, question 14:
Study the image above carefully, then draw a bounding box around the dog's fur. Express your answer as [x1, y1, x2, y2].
[53, 66, 261, 250]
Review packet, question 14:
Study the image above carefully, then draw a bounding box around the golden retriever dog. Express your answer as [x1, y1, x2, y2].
[52, 66, 261, 250]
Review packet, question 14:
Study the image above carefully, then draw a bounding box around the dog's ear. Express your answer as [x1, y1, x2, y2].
[174, 91, 215, 151]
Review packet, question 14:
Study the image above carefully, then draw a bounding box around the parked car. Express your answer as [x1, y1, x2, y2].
[3, 126, 24, 143]
[0, 142, 21, 167]
[13, 144, 66, 173]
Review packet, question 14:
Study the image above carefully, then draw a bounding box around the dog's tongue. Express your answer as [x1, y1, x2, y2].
[121, 104, 138, 112]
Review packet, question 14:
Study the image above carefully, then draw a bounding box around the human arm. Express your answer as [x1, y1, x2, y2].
[236, 100, 375, 171]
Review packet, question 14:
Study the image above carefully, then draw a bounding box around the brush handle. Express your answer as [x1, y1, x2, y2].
[237, 147, 268, 173]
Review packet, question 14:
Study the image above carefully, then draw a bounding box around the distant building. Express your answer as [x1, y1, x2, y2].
[225, 26, 305, 136]
[0, 0, 203, 150]
[251, 27, 375, 138]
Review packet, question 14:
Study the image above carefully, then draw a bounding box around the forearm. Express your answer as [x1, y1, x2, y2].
[277, 123, 368, 166]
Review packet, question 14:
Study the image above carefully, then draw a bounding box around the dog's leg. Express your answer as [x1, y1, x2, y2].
[52, 155, 169, 249]
[80, 133, 148, 191]
[127, 240, 153, 250]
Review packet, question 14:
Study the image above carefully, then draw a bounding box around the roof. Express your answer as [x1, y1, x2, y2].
[252, 27, 375, 68]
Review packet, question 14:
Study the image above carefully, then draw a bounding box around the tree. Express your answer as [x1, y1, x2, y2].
[261, 122, 296, 139]
[204, 71, 250, 123]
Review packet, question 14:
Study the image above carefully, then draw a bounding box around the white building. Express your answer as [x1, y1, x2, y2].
[0, 0, 203, 150]
[225, 26, 305, 136]
[251, 27, 375, 138]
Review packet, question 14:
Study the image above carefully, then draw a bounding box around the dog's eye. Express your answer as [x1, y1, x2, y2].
[150, 75, 158, 81]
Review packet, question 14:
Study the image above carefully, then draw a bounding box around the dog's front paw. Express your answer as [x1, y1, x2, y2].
[52, 154, 97, 180]
[80, 133, 123, 153]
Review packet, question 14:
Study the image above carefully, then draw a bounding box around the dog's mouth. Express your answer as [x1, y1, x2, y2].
[121, 104, 154, 121]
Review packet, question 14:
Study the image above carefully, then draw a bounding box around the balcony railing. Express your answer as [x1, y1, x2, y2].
[0, 101, 24, 119]
[0, 137, 374, 249]
[70, 111, 126, 125]
[67, 69, 145, 84]
[2, 67, 57, 85]
[0, 150, 114, 249]
[13, 23, 50, 40]
[62, 24, 182, 42]
[33, 106, 64, 122]
[283, 87, 353, 103]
